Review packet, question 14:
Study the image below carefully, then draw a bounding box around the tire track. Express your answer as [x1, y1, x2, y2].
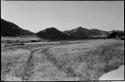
[40, 47, 77, 78]
[21, 47, 50, 81]
[21, 45, 78, 81]
[5, 42, 87, 81]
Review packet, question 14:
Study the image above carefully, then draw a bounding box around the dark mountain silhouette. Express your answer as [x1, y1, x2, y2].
[64, 27, 90, 39]
[108, 30, 124, 39]
[1, 18, 35, 37]
[37, 27, 72, 40]
[2, 18, 123, 40]
[64, 27, 110, 39]
[89, 29, 109, 38]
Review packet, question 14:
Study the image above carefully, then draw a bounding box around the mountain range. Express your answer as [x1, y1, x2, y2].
[64, 27, 109, 39]
[1, 18, 124, 40]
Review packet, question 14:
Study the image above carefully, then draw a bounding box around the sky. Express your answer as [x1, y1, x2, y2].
[1, 1, 124, 33]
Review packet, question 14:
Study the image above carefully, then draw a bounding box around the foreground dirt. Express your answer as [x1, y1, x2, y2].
[1, 39, 124, 81]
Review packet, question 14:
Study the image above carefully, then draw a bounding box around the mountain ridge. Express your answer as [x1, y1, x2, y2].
[1, 18, 124, 40]
[37, 27, 73, 40]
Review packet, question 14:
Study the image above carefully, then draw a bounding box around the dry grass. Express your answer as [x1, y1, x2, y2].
[1, 49, 30, 81]
[1, 39, 124, 81]
[46, 40, 124, 80]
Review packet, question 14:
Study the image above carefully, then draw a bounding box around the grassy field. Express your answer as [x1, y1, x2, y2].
[1, 39, 124, 81]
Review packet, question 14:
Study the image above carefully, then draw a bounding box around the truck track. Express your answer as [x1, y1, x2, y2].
[20, 42, 80, 81]
[21, 47, 51, 81]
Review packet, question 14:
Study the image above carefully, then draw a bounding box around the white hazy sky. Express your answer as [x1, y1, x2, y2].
[1, 1, 124, 33]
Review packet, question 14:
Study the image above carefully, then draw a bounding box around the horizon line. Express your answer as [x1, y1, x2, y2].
[1, 18, 124, 33]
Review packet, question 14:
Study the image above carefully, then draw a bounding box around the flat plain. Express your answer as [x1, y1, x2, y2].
[1, 38, 124, 81]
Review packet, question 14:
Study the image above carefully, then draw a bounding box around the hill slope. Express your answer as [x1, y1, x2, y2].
[89, 29, 109, 38]
[64, 27, 109, 39]
[37, 27, 72, 40]
[64, 27, 90, 39]
[1, 18, 35, 37]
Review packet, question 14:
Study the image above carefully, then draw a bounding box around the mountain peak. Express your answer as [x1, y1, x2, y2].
[50, 27, 56, 29]
[42, 27, 60, 33]
[47, 27, 58, 31]
[77, 26, 83, 29]
[37, 27, 72, 40]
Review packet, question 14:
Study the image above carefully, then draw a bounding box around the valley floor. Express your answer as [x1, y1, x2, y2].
[1, 39, 124, 81]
